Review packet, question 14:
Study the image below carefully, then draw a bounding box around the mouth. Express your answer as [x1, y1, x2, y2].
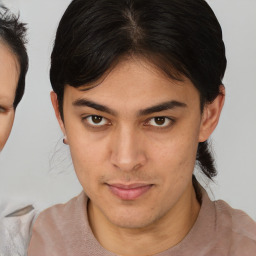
[107, 183, 153, 200]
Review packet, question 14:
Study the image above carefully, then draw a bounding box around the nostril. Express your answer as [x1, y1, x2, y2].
[133, 163, 142, 171]
[111, 155, 146, 172]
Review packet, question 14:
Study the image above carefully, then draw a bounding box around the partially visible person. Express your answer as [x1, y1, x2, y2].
[0, 5, 27, 151]
[0, 5, 35, 256]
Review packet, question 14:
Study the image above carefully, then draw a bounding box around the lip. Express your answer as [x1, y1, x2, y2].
[107, 183, 153, 200]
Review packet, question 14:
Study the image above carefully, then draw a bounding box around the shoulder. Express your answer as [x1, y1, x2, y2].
[0, 204, 37, 256]
[32, 192, 86, 228]
[214, 199, 256, 255]
[215, 199, 256, 239]
[28, 192, 88, 255]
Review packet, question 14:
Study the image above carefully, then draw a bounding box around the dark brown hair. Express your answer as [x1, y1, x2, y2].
[50, 0, 227, 183]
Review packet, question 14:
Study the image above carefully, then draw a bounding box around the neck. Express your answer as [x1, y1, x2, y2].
[88, 184, 200, 256]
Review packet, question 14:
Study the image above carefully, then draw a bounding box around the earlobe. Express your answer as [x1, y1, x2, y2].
[50, 91, 67, 139]
[199, 86, 225, 142]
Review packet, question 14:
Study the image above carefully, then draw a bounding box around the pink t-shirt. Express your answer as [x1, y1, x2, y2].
[28, 190, 256, 256]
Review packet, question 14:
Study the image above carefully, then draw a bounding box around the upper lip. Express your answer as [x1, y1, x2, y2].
[107, 183, 152, 189]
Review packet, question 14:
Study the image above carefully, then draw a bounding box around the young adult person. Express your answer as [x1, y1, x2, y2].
[0, 5, 35, 255]
[28, 0, 256, 255]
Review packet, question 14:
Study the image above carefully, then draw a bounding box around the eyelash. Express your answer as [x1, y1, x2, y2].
[81, 115, 175, 130]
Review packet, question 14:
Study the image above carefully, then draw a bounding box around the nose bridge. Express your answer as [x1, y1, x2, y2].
[110, 124, 146, 171]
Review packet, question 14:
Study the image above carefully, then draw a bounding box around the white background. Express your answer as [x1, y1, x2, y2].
[0, 0, 255, 220]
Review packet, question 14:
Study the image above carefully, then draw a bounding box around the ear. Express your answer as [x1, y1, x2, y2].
[50, 91, 67, 138]
[199, 86, 225, 142]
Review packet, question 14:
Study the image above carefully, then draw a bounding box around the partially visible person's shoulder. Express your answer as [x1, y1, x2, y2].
[214, 199, 256, 255]
[0, 203, 37, 256]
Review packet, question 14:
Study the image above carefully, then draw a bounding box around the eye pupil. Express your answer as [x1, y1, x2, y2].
[92, 116, 102, 124]
[155, 117, 165, 125]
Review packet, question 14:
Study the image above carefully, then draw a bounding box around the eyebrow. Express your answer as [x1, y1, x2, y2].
[72, 98, 117, 115]
[138, 100, 187, 116]
[72, 98, 187, 116]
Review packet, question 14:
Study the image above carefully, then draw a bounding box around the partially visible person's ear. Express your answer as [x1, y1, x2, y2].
[50, 91, 67, 138]
[199, 85, 225, 142]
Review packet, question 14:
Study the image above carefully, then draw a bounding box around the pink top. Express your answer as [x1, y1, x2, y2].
[28, 190, 256, 256]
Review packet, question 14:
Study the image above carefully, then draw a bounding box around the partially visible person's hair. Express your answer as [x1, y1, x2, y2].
[50, 0, 227, 186]
[0, 5, 28, 109]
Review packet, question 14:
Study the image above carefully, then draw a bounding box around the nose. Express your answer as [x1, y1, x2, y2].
[110, 126, 147, 172]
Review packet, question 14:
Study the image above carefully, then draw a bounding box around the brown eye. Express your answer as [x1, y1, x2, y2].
[154, 117, 166, 125]
[92, 115, 103, 124]
[85, 115, 109, 127]
[147, 116, 172, 127]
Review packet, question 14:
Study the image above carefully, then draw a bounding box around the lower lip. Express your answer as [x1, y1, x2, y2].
[108, 184, 152, 200]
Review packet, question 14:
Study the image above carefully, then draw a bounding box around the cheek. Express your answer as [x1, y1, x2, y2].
[149, 124, 199, 186]
[0, 111, 15, 151]
[146, 137, 198, 213]
[150, 128, 198, 168]
[67, 130, 107, 194]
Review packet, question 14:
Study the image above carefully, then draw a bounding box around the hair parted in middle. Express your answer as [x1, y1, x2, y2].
[50, 0, 227, 187]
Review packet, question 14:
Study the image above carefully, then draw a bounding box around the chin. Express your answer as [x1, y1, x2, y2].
[106, 207, 160, 229]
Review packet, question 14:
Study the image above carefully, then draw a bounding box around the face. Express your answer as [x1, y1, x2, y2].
[53, 58, 223, 229]
[0, 42, 20, 151]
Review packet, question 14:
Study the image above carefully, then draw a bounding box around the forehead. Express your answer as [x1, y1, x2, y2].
[64, 58, 200, 112]
[0, 42, 20, 104]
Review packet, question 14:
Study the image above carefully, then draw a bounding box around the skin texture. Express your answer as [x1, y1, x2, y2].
[0, 42, 20, 151]
[52, 58, 224, 255]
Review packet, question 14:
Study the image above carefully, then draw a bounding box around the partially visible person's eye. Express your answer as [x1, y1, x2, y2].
[145, 116, 174, 128]
[83, 115, 110, 128]
[0, 106, 6, 113]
